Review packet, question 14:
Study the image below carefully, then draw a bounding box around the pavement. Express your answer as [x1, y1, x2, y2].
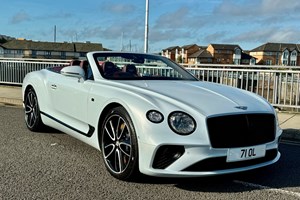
[1, 85, 299, 142]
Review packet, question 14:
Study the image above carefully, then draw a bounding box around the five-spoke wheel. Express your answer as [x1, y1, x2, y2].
[101, 107, 138, 180]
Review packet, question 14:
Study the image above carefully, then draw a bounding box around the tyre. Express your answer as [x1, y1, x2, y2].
[100, 106, 139, 181]
[24, 88, 44, 131]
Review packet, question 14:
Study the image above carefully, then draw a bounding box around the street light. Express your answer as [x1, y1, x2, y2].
[144, 0, 149, 53]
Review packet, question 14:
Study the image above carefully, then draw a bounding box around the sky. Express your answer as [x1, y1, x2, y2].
[1, 0, 300, 53]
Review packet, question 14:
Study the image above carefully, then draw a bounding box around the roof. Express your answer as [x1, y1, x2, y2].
[74, 42, 103, 52]
[162, 46, 180, 51]
[2, 40, 103, 52]
[181, 44, 198, 50]
[251, 42, 300, 52]
[189, 49, 212, 58]
[210, 44, 241, 50]
[241, 52, 256, 60]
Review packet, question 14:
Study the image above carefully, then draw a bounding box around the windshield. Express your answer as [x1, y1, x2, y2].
[93, 52, 197, 81]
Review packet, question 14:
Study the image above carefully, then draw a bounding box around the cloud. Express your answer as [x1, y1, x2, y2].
[223, 27, 300, 44]
[261, 0, 300, 14]
[11, 10, 31, 24]
[203, 31, 228, 43]
[101, 3, 136, 14]
[149, 29, 192, 43]
[214, 0, 300, 17]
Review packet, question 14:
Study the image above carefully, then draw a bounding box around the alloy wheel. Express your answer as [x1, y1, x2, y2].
[102, 114, 132, 174]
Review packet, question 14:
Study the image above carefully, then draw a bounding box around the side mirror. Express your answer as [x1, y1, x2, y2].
[61, 66, 85, 81]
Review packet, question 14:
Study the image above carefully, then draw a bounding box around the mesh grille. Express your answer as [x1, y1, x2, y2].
[207, 114, 276, 148]
[152, 145, 185, 169]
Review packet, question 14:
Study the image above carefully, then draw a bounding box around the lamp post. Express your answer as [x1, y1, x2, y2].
[144, 0, 149, 53]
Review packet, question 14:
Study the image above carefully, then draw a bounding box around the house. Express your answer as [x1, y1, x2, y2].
[0, 39, 103, 59]
[241, 51, 256, 65]
[206, 44, 243, 64]
[250, 42, 300, 66]
[180, 44, 202, 63]
[187, 49, 213, 64]
[161, 46, 180, 61]
[162, 44, 206, 63]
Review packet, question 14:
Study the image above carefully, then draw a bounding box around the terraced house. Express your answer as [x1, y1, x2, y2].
[162, 43, 256, 65]
[250, 42, 300, 66]
[0, 39, 103, 59]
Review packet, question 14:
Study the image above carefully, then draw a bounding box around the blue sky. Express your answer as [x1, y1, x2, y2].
[1, 0, 300, 52]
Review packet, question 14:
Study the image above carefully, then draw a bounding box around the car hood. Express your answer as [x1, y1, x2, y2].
[117, 80, 274, 116]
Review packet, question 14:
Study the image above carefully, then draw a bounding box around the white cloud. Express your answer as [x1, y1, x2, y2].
[101, 3, 136, 14]
[11, 10, 31, 24]
[223, 27, 300, 44]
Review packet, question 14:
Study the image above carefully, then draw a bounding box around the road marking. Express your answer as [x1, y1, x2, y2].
[234, 180, 300, 198]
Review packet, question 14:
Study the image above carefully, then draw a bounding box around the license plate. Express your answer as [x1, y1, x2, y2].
[227, 145, 266, 162]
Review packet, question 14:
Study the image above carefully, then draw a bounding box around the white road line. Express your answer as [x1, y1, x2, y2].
[234, 180, 300, 198]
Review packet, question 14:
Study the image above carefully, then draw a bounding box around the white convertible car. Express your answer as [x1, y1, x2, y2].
[22, 52, 282, 181]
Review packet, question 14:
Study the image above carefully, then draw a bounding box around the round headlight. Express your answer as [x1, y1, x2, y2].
[168, 111, 196, 135]
[146, 110, 164, 123]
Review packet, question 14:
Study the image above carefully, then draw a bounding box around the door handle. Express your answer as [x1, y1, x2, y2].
[51, 84, 57, 89]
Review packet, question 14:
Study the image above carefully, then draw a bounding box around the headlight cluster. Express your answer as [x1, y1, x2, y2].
[146, 110, 196, 135]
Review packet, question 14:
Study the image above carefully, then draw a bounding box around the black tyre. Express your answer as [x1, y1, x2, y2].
[101, 107, 139, 181]
[24, 88, 44, 131]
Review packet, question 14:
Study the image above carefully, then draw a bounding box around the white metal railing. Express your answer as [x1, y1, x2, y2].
[0, 58, 70, 85]
[182, 63, 300, 111]
[0, 59, 299, 111]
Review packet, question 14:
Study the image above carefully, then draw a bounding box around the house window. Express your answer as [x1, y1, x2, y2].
[45, 51, 51, 58]
[17, 50, 23, 55]
[61, 51, 66, 59]
[282, 50, 289, 59]
[234, 48, 241, 55]
[266, 60, 272, 65]
[281, 50, 289, 65]
[290, 60, 296, 66]
[265, 52, 273, 56]
[282, 60, 288, 65]
[291, 50, 297, 57]
[32, 50, 37, 58]
[5, 49, 11, 54]
[234, 59, 240, 65]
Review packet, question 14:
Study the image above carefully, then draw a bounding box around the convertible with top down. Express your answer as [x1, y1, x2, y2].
[22, 51, 282, 181]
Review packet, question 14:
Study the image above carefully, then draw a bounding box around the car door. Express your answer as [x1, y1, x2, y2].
[48, 74, 92, 133]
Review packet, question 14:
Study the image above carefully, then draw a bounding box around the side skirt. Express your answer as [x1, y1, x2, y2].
[40, 111, 95, 137]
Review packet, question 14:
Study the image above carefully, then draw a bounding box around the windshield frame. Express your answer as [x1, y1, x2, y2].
[92, 52, 198, 81]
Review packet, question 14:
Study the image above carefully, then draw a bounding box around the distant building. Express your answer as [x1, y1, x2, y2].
[180, 44, 202, 63]
[162, 44, 208, 64]
[0, 39, 103, 59]
[162, 43, 255, 65]
[207, 44, 244, 64]
[250, 42, 300, 66]
[187, 49, 213, 64]
[161, 46, 180, 61]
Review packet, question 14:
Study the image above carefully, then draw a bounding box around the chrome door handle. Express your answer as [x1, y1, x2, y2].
[51, 84, 57, 89]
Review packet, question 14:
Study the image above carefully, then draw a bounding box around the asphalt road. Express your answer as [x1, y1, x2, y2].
[1, 105, 300, 200]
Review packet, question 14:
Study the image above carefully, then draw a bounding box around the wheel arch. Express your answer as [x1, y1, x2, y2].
[97, 102, 123, 148]
[24, 84, 34, 99]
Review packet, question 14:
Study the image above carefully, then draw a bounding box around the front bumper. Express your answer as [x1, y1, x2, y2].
[138, 139, 280, 177]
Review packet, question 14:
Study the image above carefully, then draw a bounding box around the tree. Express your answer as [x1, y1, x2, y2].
[177, 55, 183, 63]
